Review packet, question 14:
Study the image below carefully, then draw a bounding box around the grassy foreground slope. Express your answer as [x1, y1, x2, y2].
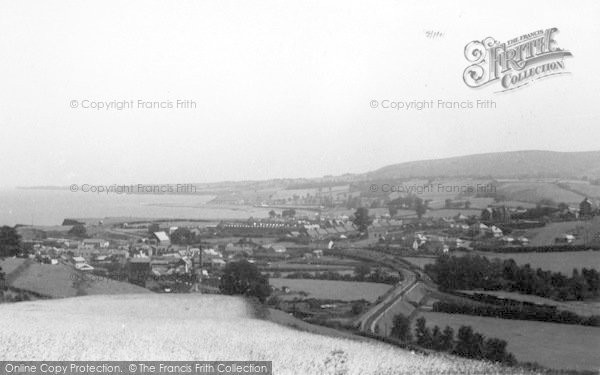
[0, 294, 531, 375]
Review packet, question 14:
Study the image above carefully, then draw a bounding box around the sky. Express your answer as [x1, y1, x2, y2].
[0, 0, 599, 187]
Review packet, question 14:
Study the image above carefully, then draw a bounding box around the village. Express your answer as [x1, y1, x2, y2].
[4, 179, 600, 371]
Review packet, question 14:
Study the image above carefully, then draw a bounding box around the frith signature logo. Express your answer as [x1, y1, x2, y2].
[463, 28, 572, 92]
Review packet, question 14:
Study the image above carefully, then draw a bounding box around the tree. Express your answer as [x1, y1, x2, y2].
[351, 302, 364, 315]
[414, 317, 432, 347]
[170, 228, 195, 245]
[431, 325, 443, 350]
[483, 337, 511, 363]
[454, 325, 474, 357]
[0, 226, 21, 290]
[415, 198, 427, 220]
[441, 326, 454, 351]
[68, 224, 88, 238]
[0, 226, 21, 258]
[268, 210, 277, 219]
[219, 260, 271, 302]
[282, 208, 296, 218]
[390, 314, 412, 342]
[352, 207, 372, 233]
[147, 223, 160, 235]
[354, 264, 371, 281]
[454, 325, 483, 359]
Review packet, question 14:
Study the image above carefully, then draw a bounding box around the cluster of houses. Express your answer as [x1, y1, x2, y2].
[24, 237, 131, 271]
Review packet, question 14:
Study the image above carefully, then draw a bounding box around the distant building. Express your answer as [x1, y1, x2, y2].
[555, 234, 575, 244]
[580, 197, 595, 218]
[82, 238, 109, 249]
[152, 231, 171, 247]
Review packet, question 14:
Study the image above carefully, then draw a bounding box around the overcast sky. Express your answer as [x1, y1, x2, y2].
[0, 0, 598, 187]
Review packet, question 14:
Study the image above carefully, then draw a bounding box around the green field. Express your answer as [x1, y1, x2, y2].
[473, 250, 600, 275]
[270, 278, 391, 302]
[417, 312, 600, 371]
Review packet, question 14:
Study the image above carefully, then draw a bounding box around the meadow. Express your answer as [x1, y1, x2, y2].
[270, 278, 391, 302]
[0, 294, 529, 375]
[417, 311, 600, 371]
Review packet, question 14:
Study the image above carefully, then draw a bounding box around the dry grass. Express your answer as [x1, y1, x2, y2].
[0, 294, 531, 375]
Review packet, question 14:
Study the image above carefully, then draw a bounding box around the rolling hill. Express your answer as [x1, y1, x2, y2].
[368, 150, 600, 180]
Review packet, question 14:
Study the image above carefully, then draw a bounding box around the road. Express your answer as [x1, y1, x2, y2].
[356, 271, 417, 333]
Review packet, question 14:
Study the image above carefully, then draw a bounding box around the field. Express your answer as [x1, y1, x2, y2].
[472, 250, 600, 275]
[0, 294, 525, 375]
[497, 182, 584, 204]
[417, 312, 600, 371]
[519, 221, 591, 247]
[1, 258, 149, 297]
[401, 257, 437, 269]
[270, 278, 391, 302]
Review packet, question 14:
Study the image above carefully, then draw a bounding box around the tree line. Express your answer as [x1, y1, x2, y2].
[281, 267, 402, 285]
[391, 315, 515, 364]
[425, 254, 600, 301]
[432, 300, 599, 327]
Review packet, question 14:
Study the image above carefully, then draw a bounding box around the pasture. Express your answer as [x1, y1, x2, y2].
[417, 312, 600, 371]
[270, 278, 391, 302]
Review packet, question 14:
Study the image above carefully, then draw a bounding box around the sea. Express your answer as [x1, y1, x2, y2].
[0, 188, 272, 226]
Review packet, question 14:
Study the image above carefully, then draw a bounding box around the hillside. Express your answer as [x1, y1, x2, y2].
[1, 258, 149, 298]
[0, 294, 529, 375]
[369, 150, 600, 179]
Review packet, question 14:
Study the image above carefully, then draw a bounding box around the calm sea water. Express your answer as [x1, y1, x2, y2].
[0, 188, 270, 226]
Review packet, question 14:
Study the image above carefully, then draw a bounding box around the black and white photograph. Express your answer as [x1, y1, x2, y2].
[0, 1, 599, 374]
